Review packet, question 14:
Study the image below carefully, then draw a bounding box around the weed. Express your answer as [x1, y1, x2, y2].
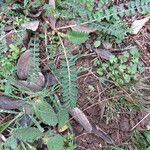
[104, 96, 142, 124]
[131, 130, 150, 150]
[0, 44, 25, 77]
[94, 48, 144, 85]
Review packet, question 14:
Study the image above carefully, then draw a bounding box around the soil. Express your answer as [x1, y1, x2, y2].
[69, 29, 150, 150]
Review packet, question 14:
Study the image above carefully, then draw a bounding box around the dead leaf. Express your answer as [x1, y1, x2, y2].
[0, 96, 25, 110]
[131, 16, 150, 35]
[94, 49, 113, 60]
[102, 41, 112, 49]
[46, 0, 56, 30]
[70, 20, 96, 33]
[71, 25, 96, 33]
[16, 51, 45, 92]
[69, 107, 93, 133]
[58, 124, 68, 133]
[46, 73, 57, 86]
[47, 16, 56, 30]
[21, 21, 39, 31]
[69, 107, 114, 144]
[12, 73, 45, 92]
[17, 50, 30, 80]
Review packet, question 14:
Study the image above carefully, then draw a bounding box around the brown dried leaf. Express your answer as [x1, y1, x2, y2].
[21, 21, 39, 31]
[69, 107, 114, 144]
[131, 16, 150, 35]
[16, 50, 45, 92]
[17, 50, 30, 80]
[0, 96, 25, 110]
[69, 107, 93, 133]
[70, 20, 96, 33]
[102, 41, 112, 49]
[94, 49, 113, 60]
[47, 0, 56, 30]
[71, 25, 96, 33]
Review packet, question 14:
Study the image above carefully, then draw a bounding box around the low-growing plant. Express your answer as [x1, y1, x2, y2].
[0, 44, 25, 77]
[94, 48, 144, 85]
[131, 130, 150, 150]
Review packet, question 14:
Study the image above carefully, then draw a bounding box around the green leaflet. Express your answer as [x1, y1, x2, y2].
[28, 37, 41, 82]
[12, 127, 43, 143]
[60, 54, 78, 108]
[67, 31, 89, 44]
[33, 100, 58, 126]
[58, 109, 69, 128]
[93, 0, 150, 21]
[5, 135, 17, 149]
[47, 135, 64, 150]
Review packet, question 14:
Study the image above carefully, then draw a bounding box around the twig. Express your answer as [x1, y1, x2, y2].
[130, 112, 150, 131]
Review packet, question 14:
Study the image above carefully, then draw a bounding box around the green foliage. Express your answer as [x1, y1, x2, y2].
[57, 109, 69, 128]
[1, 0, 149, 149]
[67, 31, 89, 44]
[43, 4, 55, 16]
[33, 100, 58, 126]
[80, 0, 94, 11]
[46, 32, 60, 58]
[28, 37, 41, 82]
[5, 135, 18, 149]
[94, 41, 101, 48]
[64, 134, 75, 150]
[13, 15, 27, 27]
[59, 53, 78, 108]
[0, 44, 25, 78]
[94, 48, 144, 85]
[47, 135, 64, 150]
[5, 127, 42, 149]
[131, 130, 150, 150]
[92, 18, 130, 43]
[56, 0, 150, 43]
[104, 96, 141, 124]
[92, 0, 150, 21]
[13, 127, 43, 142]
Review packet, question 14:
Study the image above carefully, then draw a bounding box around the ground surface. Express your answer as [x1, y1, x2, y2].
[71, 29, 150, 150]
[0, 1, 150, 150]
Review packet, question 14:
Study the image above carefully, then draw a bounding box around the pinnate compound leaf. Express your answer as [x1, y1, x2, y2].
[33, 100, 58, 126]
[67, 31, 89, 44]
[13, 127, 42, 142]
[47, 135, 64, 150]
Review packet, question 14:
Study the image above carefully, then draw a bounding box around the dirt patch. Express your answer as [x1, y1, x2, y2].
[70, 29, 150, 149]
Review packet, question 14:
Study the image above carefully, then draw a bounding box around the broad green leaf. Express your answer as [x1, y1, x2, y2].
[5, 135, 17, 149]
[58, 109, 69, 128]
[47, 135, 64, 150]
[67, 31, 89, 44]
[33, 100, 58, 126]
[13, 127, 42, 143]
